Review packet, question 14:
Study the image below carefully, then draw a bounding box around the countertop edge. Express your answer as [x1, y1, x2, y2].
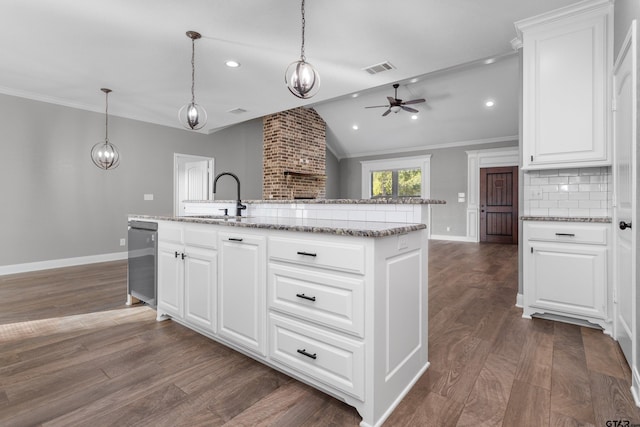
[129, 215, 427, 237]
[520, 216, 612, 223]
[183, 198, 446, 205]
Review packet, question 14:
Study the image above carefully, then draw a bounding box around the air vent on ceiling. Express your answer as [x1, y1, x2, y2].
[362, 61, 396, 75]
[227, 108, 247, 114]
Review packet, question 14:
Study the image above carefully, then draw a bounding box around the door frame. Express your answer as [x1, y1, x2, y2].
[466, 147, 519, 242]
[173, 153, 214, 216]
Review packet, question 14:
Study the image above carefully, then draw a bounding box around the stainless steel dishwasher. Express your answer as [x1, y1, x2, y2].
[127, 220, 158, 308]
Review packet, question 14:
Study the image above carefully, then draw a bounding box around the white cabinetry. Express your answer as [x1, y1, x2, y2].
[218, 230, 266, 357]
[523, 221, 611, 333]
[157, 222, 217, 333]
[151, 218, 429, 427]
[267, 231, 428, 426]
[516, 0, 612, 170]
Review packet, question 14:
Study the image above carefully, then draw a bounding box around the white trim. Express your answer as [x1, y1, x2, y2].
[429, 234, 475, 242]
[465, 147, 519, 242]
[344, 135, 518, 160]
[516, 293, 524, 308]
[632, 366, 640, 407]
[360, 155, 431, 199]
[0, 252, 128, 276]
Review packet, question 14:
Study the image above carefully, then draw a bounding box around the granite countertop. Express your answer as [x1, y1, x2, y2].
[130, 215, 426, 237]
[521, 216, 612, 223]
[183, 198, 446, 205]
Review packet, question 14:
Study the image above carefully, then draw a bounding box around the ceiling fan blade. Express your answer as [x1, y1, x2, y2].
[382, 108, 392, 117]
[387, 96, 397, 104]
[401, 106, 419, 113]
[365, 105, 389, 109]
[402, 98, 426, 105]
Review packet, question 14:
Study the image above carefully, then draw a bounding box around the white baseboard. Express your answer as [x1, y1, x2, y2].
[0, 252, 128, 276]
[515, 293, 523, 308]
[429, 234, 476, 242]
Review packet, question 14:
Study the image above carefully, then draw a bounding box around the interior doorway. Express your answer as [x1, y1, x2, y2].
[479, 166, 518, 244]
[173, 154, 214, 216]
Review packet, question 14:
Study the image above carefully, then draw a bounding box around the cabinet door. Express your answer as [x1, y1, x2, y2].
[521, 5, 610, 169]
[184, 246, 217, 333]
[526, 242, 607, 319]
[218, 232, 266, 356]
[157, 241, 184, 319]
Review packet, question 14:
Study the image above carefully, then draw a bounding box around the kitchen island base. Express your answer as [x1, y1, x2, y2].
[148, 218, 429, 427]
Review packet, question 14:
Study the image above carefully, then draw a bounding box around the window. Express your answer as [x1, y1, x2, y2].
[371, 168, 422, 197]
[361, 155, 431, 199]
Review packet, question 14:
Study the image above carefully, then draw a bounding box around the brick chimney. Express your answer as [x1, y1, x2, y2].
[262, 107, 327, 199]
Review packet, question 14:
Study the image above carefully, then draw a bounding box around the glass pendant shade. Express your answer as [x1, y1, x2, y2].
[178, 101, 207, 130]
[285, 59, 320, 99]
[91, 140, 120, 169]
[91, 88, 120, 170]
[179, 31, 207, 130]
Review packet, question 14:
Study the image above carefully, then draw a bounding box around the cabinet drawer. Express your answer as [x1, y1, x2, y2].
[268, 236, 365, 274]
[269, 264, 364, 337]
[269, 313, 364, 400]
[524, 222, 608, 245]
[184, 225, 217, 249]
[158, 222, 184, 244]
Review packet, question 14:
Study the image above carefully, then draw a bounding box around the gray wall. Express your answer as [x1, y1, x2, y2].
[614, 0, 640, 58]
[0, 94, 262, 267]
[337, 140, 518, 237]
[325, 148, 340, 199]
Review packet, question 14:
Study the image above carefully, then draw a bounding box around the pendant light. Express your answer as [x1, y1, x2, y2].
[178, 31, 208, 130]
[91, 88, 120, 170]
[285, 0, 320, 99]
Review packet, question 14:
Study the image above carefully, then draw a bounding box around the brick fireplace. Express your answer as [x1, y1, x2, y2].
[262, 107, 327, 199]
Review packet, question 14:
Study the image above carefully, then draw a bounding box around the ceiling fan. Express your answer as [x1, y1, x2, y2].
[365, 83, 426, 116]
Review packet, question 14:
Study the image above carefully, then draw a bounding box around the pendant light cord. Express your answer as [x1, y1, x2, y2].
[300, 0, 306, 61]
[191, 37, 196, 104]
[104, 90, 109, 142]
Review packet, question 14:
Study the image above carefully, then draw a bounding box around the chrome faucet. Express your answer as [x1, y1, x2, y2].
[213, 172, 247, 217]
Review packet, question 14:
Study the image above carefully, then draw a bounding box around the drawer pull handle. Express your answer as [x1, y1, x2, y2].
[297, 251, 317, 257]
[555, 233, 575, 237]
[296, 293, 316, 302]
[297, 348, 317, 360]
[174, 251, 179, 258]
[228, 238, 243, 242]
[181, 253, 187, 260]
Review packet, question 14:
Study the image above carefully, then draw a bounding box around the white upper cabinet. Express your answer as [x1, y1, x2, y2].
[516, 0, 613, 170]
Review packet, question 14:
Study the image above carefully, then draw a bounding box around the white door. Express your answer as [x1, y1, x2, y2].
[174, 154, 214, 216]
[613, 21, 637, 369]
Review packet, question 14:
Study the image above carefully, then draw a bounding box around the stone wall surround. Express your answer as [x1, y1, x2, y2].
[262, 107, 327, 200]
[523, 166, 611, 217]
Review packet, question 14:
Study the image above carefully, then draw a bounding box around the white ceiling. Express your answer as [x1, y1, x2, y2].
[0, 0, 578, 158]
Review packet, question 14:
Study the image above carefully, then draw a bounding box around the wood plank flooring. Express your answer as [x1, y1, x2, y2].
[1, 241, 639, 426]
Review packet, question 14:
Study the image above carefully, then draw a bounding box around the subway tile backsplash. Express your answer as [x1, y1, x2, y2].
[523, 167, 611, 218]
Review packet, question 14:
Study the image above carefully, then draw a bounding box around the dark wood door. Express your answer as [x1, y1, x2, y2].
[480, 166, 518, 244]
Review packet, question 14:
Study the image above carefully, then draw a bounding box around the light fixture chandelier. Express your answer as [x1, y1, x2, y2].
[91, 88, 120, 170]
[178, 31, 207, 130]
[285, 0, 320, 99]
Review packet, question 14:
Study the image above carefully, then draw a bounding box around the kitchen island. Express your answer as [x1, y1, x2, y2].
[130, 198, 443, 427]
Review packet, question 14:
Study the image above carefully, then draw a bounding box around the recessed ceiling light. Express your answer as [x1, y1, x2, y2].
[485, 99, 495, 107]
[411, 115, 418, 120]
[225, 60, 240, 68]
[352, 93, 359, 98]
[410, 78, 419, 83]
[484, 58, 496, 65]
[352, 124, 359, 130]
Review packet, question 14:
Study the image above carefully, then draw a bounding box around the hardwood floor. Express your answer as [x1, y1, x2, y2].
[1, 241, 639, 426]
